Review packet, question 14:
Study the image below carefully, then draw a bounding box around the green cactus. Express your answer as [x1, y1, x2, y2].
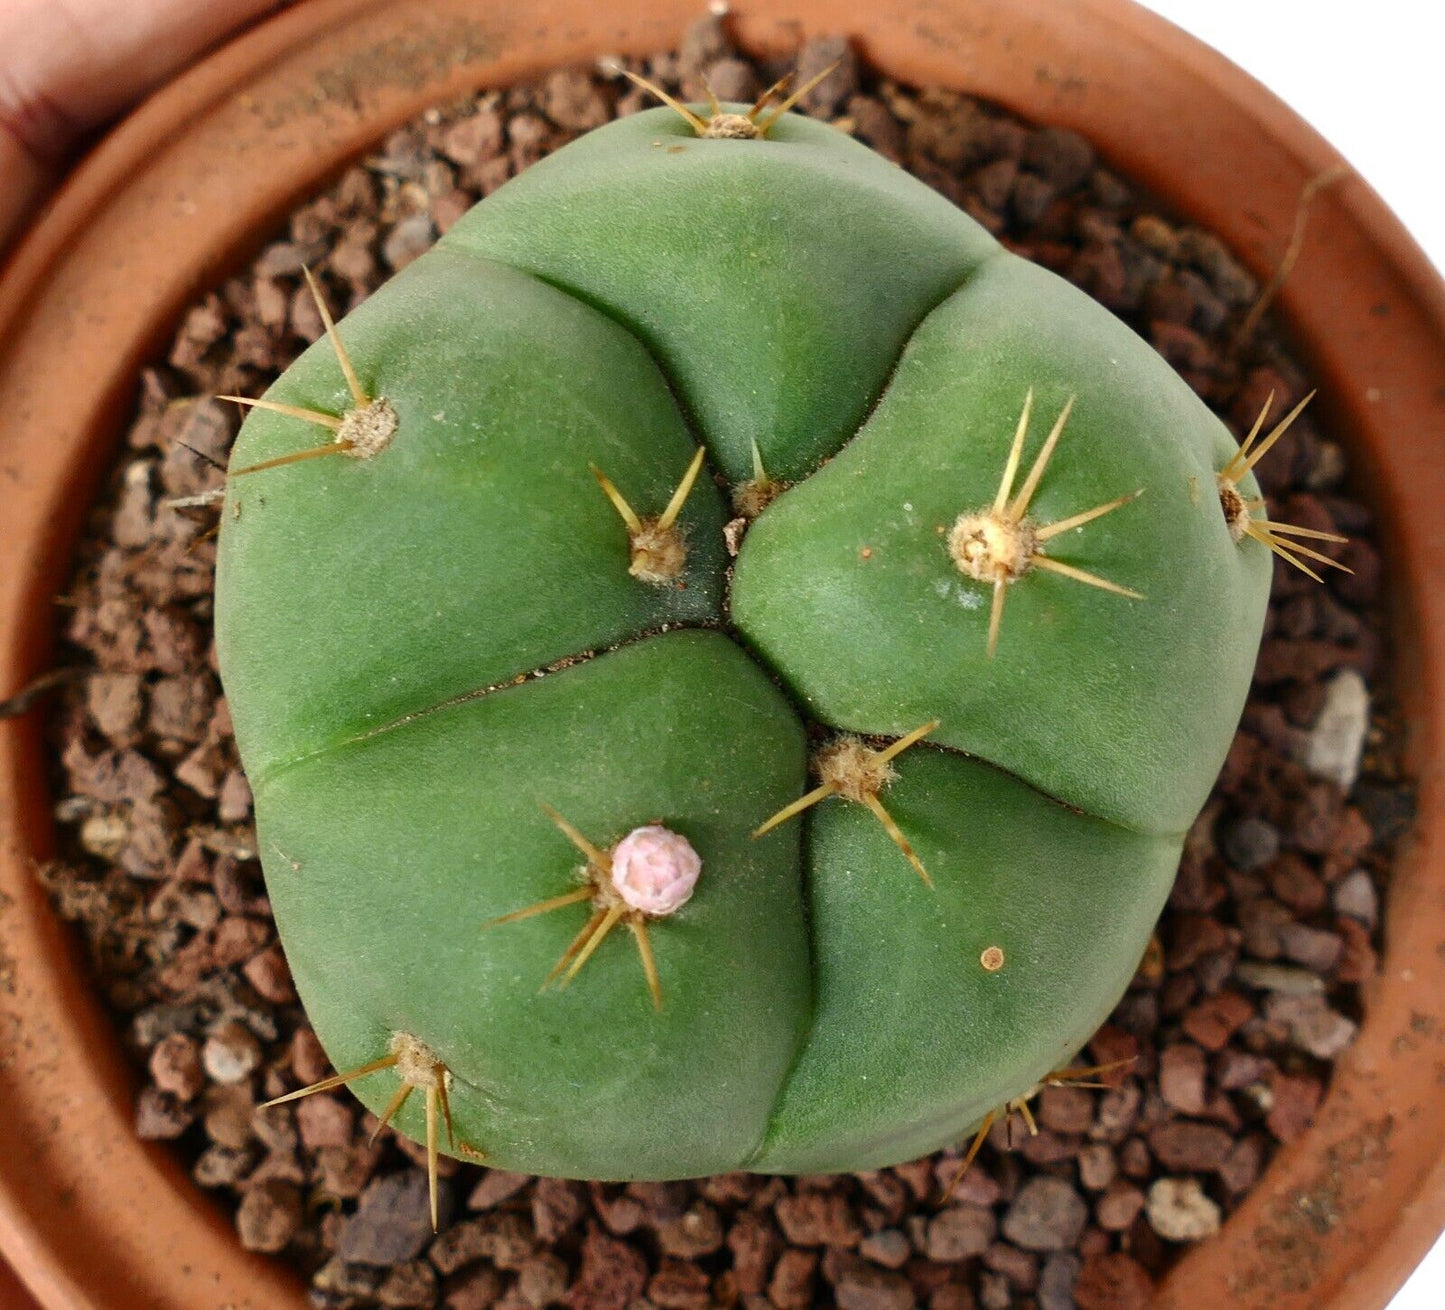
[215, 81, 1341, 1218]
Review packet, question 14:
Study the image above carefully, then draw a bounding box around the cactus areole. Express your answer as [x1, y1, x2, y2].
[215, 97, 1290, 1185]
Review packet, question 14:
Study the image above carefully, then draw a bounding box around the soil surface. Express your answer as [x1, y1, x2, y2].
[34, 17, 1411, 1310]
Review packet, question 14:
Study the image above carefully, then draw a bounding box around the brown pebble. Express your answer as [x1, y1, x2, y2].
[1219, 1134, 1266, 1195]
[202, 1082, 256, 1149]
[657, 1201, 724, 1258]
[149, 1031, 205, 1101]
[1038, 1083, 1095, 1133]
[378, 1258, 440, 1308]
[927, 1283, 975, 1310]
[570, 1224, 648, 1310]
[726, 1209, 779, 1294]
[1334, 915, 1379, 983]
[236, 1179, 303, 1253]
[242, 941, 296, 1003]
[981, 1243, 1037, 1296]
[192, 1142, 257, 1188]
[295, 1093, 353, 1150]
[832, 1253, 915, 1310]
[531, 1176, 585, 1243]
[1147, 1120, 1233, 1172]
[647, 1258, 710, 1310]
[794, 36, 859, 117]
[291, 1026, 331, 1085]
[134, 1084, 195, 1140]
[858, 1227, 911, 1269]
[1267, 855, 1328, 914]
[541, 70, 611, 132]
[847, 95, 905, 161]
[1001, 1177, 1087, 1252]
[767, 1248, 819, 1309]
[441, 111, 505, 169]
[1266, 1070, 1324, 1142]
[1094, 1182, 1145, 1232]
[516, 1252, 568, 1308]
[217, 768, 253, 823]
[1157, 1044, 1208, 1114]
[775, 1190, 862, 1247]
[926, 1204, 995, 1261]
[317, 1140, 383, 1199]
[441, 1262, 504, 1310]
[1181, 991, 1254, 1050]
[87, 673, 144, 746]
[703, 57, 759, 105]
[469, 1169, 532, 1210]
[1073, 1251, 1154, 1310]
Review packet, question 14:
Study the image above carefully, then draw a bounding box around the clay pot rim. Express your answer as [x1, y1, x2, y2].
[1, 0, 1443, 1306]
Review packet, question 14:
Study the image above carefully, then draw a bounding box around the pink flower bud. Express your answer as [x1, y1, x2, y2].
[610, 825, 701, 916]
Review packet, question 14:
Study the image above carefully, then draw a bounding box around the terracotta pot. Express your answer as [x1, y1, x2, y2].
[1, 0, 1441, 1305]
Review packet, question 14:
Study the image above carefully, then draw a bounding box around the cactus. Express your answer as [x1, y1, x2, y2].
[214, 77, 1346, 1221]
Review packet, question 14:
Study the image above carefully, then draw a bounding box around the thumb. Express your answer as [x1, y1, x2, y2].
[0, 0, 284, 255]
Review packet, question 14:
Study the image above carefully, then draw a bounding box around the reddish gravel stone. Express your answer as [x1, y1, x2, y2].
[442, 1264, 504, 1310]
[1073, 1252, 1154, 1309]
[832, 1255, 916, 1310]
[725, 1209, 779, 1293]
[378, 1259, 440, 1307]
[647, 1258, 710, 1310]
[148, 1031, 204, 1101]
[1147, 1121, 1233, 1172]
[1267, 1071, 1325, 1143]
[429, 1212, 533, 1274]
[134, 1085, 194, 1140]
[1335, 915, 1379, 983]
[926, 1205, 996, 1261]
[657, 1201, 724, 1258]
[295, 1094, 353, 1151]
[290, 1027, 330, 1085]
[533, 1177, 586, 1244]
[1077, 1143, 1117, 1192]
[1001, 1178, 1088, 1252]
[1219, 1135, 1267, 1195]
[570, 1226, 647, 1310]
[775, 1191, 863, 1247]
[767, 1248, 820, 1309]
[1095, 1183, 1146, 1232]
[241, 941, 296, 1002]
[237, 1180, 303, 1253]
[469, 1169, 531, 1211]
[1158, 1044, 1208, 1114]
[858, 1227, 911, 1268]
[983, 1240, 1040, 1291]
[1038, 1083, 1096, 1133]
[1181, 991, 1254, 1050]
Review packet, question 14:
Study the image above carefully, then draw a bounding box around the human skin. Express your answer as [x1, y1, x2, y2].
[0, 0, 281, 256]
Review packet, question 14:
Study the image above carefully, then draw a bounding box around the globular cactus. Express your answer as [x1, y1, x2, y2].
[215, 75, 1345, 1222]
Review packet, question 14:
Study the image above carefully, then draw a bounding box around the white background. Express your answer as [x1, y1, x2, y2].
[1138, 0, 1441, 276]
[1134, 3, 1443, 1306]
